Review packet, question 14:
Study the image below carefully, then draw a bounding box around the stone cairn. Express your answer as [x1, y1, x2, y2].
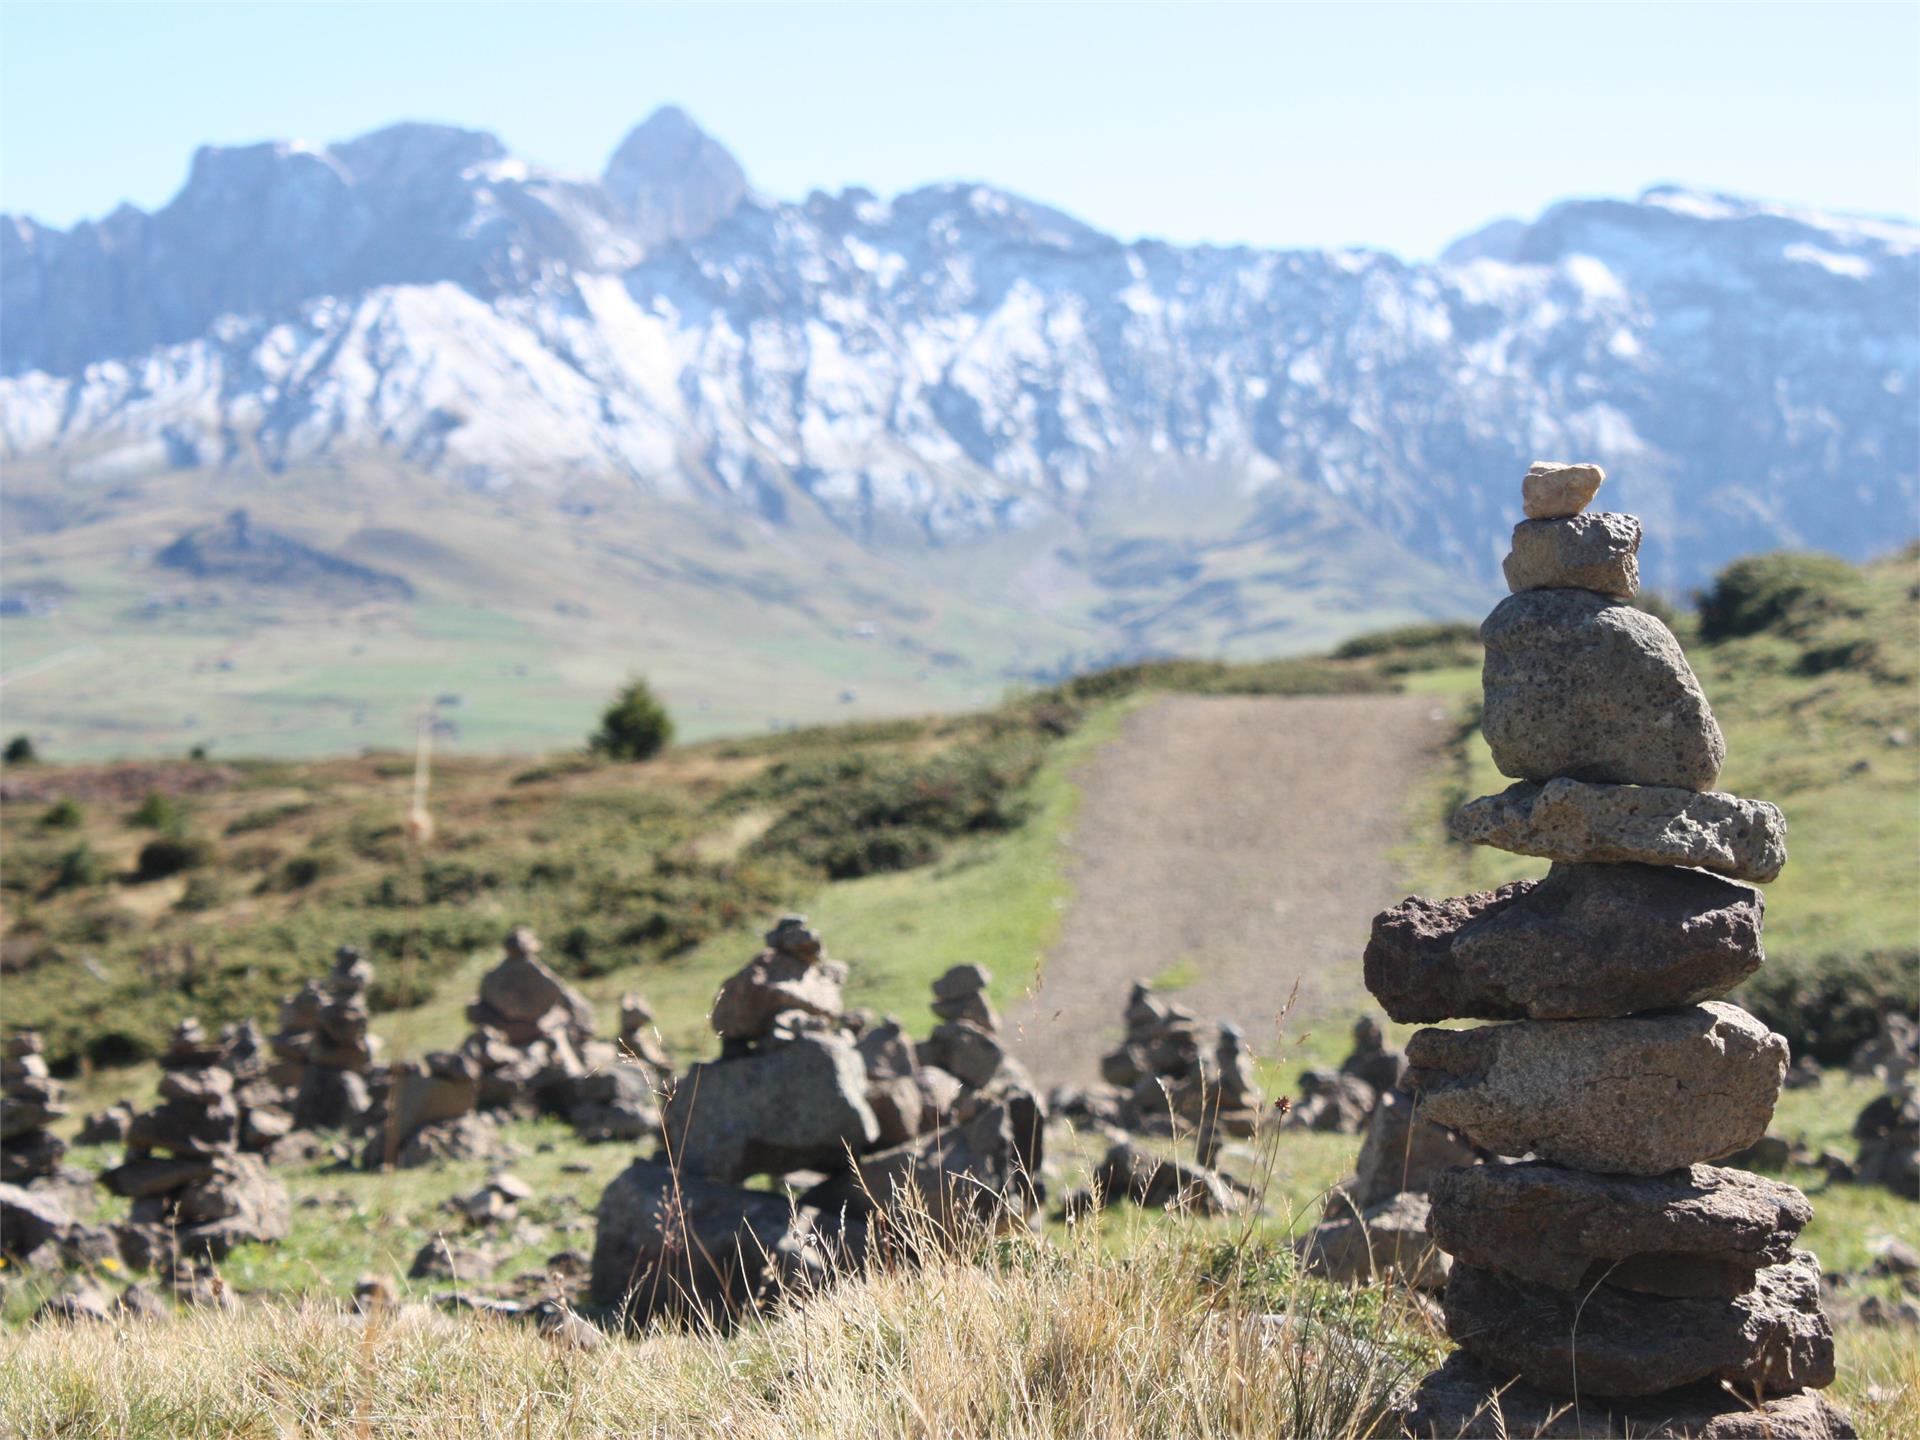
[1366, 463, 1851, 1438]
[104, 1019, 290, 1270]
[1065, 980, 1264, 1147]
[592, 918, 1046, 1326]
[1, 1030, 67, 1185]
[275, 945, 383, 1132]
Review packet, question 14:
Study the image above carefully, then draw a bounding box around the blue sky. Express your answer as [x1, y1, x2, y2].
[2, 1, 1915, 258]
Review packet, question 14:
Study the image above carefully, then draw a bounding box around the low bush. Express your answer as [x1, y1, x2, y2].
[1739, 948, 1919, 1065]
[128, 790, 182, 831]
[747, 738, 1045, 878]
[223, 801, 314, 835]
[1698, 552, 1863, 643]
[132, 834, 212, 882]
[51, 844, 102, 892]
[38, 798, 83, 829]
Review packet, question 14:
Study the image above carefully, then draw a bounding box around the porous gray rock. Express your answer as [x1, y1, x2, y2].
[1366, 864, 1765, 1022]
[1298, 1189, 1448, 1289]
[590, 1156, 830, 1326]
[803, 1092, 1044, 1233]
[1407, 1003, 1787, 1174]
[1451, 779, 1788, 884]
[1093, 1141, 1243, 1217]
[1522, 461, 1605, 519]
[1349, 1087, 1477, 1206]
[1480, 589, 1725, 791]
[661, 1032, 878, 1183]
[0, 1181, 70, 1258]
[1504, 512, 1641, 598]
[1443, 1252, 1835, 1398]
[1402, 1351, 1858, 1439]
[1428, 1161, 1812, 1296]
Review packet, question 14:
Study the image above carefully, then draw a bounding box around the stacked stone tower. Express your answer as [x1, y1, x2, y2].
[1, 1031, 67, 1183]
[1368, 464, 1852, 1439]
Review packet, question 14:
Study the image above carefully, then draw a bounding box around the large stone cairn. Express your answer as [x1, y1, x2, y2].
[1376, 463, 1851, 1439]
[104, 1019, 290, 1268]
[594, 919, 1045, 1326]
[1, 1030, 67, 1185]
[275, 945, 383, 1132]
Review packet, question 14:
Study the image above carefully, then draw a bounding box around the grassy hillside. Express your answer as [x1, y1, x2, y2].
[2, 552, 1914, 1439]
[0, 461, 1492, 760]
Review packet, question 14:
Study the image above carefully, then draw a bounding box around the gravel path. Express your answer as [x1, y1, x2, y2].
[1003, 693, 1455, 1087]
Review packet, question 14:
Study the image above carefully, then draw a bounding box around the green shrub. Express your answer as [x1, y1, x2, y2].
[51, 844, 102, 892]
[1332, 621, 1480, 661]
[747, 738, 1044, 878]
[39, 798, 83, 829]
[1697, 552, 1862, 642]
[590, 677, 675, 761]
[175, 874, 229, 912]
[4, 734, 36, 764]
[224, 801, 314, 835]
[128, 790, 182, 831]
[133, 834, 212, 882]
[1739, 949, 1918, 1065]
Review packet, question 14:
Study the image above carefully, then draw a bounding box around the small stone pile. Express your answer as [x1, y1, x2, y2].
[368, 1048, 489, 1169]
[1852, 1080, 1918, 1199]
[1372, 463, 1850, 1438]
[105, 1019, 290, 1268]
[1083, 980, 1263, 1141]
[594, 919, 1044, 1326]
[1297, 1082, 1477, 1293]
[462, 926, 598, 1111]
[1283, 1015, 1404, 1135]
[1849, 1009, 1917, 1086]
[1, 1030, 67, 1184]
[275, 945, 383, 1131]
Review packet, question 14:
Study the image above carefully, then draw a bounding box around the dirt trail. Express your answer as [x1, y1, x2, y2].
[1003, 693, 1455, 1087]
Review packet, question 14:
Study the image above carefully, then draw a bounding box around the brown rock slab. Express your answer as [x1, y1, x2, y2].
[1481, 589, 1725, 791]
[1408, 1003, 1786, 1174]
[1366, 864, 1764, 1023]
[1504, 512, 1641, 598]
[1522, 461, 1605, 519]
[1451, 778, 1787, 884]
[1428, 1161, 1811, 1296]
[1443, 1252, 1836, 1398]
[1403, 1351, 1856, 1439]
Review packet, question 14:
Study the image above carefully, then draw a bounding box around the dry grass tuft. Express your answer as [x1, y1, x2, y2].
[0, 1220, 1434, 1439]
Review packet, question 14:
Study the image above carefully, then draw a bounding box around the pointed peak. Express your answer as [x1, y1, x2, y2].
[604, 105, 747, 249]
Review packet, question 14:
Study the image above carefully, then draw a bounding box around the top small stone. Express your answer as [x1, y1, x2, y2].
[1521, 461, 1605, 519]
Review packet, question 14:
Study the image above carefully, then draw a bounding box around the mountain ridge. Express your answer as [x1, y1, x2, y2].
[0, 109, 1916, 757]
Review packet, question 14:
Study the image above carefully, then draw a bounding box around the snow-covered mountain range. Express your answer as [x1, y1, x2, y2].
[4, 106, 1916, 592]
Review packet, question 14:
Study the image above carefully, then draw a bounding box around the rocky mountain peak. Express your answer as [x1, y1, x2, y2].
[603, 105, 748, 249]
